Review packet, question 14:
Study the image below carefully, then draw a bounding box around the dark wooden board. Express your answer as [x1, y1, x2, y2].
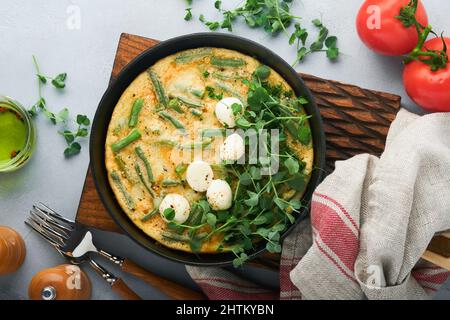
[76, 33, 407, 267]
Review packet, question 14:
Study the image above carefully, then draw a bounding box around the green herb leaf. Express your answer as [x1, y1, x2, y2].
[244, 191, 259, 207]
[184, 8, 193, 21]
[206, 213, 217, 228]
[37, 74, 47, 84]
[239, 172, 253, 186]
[233, 252, 248, 268]
[51, 73, 67, 89]
[312, 19, 322, 27]
[298, 124, 311, 145]
[76, 114, 90, 126]
[288, 173, 306, 192]
[231, 103, 242, 115]
[163, 208, 176, 221]
[64, 142, 81, 157]
[284, 157, 299, 175]
[254, 65, 271, 80]
[235, 117, 252, 129]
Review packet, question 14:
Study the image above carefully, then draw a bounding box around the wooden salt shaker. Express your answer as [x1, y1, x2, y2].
[29, 264, 92, 300]
[0, 226, 26, 275]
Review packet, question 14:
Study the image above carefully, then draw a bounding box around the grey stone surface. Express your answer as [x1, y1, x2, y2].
[0, 0, 448, 300]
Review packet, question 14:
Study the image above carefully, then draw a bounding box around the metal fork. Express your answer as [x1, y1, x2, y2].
[25, 207, 141, 300]
[26, 203, 205, 300]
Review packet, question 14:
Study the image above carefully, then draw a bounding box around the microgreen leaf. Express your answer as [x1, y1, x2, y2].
[239, 172, 253, 186]
[244, 191, 259, 207]
[254, 65, 271, 80]
[76, 114, 90, 126]
[288, 173, 306, 192]
[51, 73, 67, 89]
[184, 8, 193, 21]
[37, 74, 47, 84]
[231, 103, 242, 116]
[232, 252, 248, 268]
[163, 208, 176, 221]
[284, 157, 299, 175]
[236, 117, 252, 129]
[64, 142, 81, 157]
[206, 213, 217, 228]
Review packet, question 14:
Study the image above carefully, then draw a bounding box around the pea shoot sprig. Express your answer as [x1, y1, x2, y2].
[161, 66, 311, 267]
[396, 0, 448, 71]
[183, 0, 339, 65]
[29, 56, 90, 157]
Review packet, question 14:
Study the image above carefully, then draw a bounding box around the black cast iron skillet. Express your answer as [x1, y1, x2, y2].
[90, 33, 326, 267]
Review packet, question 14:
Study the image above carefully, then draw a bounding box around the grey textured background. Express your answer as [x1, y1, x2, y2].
[0, 0, 449, 300]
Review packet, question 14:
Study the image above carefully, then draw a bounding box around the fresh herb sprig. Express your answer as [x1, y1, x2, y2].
[29, 56, 90, 157]
[185, 0, 339, 65]
[291, 19, 339, 64]
[161, 67, 311, 267]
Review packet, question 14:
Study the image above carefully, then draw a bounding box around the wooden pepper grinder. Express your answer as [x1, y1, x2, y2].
[0, 226, 26, 275]
[29, 264, 92, 300]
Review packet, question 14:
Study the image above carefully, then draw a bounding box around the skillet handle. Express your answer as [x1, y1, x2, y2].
[121, 259, 206, 300]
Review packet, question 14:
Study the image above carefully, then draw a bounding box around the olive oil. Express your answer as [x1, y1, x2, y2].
[0, 108, 27, 163]
[0, 96, 36, 172]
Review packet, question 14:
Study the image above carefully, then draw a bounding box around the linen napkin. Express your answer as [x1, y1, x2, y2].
[186, 108, 450, 300]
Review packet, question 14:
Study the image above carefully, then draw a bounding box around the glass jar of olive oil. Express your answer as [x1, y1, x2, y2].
[0, 96, 36, 172]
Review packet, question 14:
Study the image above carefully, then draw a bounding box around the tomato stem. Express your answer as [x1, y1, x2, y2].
[396, 1, 448, 71]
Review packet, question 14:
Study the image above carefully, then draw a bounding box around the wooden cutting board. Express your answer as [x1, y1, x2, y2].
[75, 33, 448, 270]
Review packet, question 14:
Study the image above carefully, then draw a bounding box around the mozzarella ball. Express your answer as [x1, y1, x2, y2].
[206, 179, 233, 211]
[215, 97, 243, 128]
[220, 133, 245, 162]
[186, 160, 214, 192]
[159, 194, 190, 224]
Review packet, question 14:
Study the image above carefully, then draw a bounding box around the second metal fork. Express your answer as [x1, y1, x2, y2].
[26, 205, 141, 300]
[26, 203, 205, 300]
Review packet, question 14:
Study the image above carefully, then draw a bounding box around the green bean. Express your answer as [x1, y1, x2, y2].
[135, 146, 154, 183]
[175, 48, 212, 64]
[115, 154, 128, 173]
[141, 208, 158, 222]
[189, 88, 204, 98]
[148, 70, 168, 107]
[111, 128, 142, 153]
[159, 111, 185, 130]
[212, 72, 245, 81]
[115, 155, 138, 184]
[175, 163, 187, 177]
[190, 109, 203, 117]
[168, 99, 184, 114]
[161, 231, 190, 242]
[214, 80, 245, 102]
[110, 171, 135, 210]
[200, 128, 226, 138]
[175, 96, 203, 108]
[179, 137, 214, 150]
[135, 163, 157, 198]
[155, 139, 178, 147]
[162, 179, 182, 187]
[185, 205, 203, 227]
[211, 57, 246, 68]
[128, 99, 144, 128]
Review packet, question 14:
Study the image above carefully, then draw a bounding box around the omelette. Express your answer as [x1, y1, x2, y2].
[105, 47, 314, 254]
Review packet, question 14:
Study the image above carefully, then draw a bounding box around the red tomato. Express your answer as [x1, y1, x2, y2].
[403, 37, 450, 112]
[356, 0, 428, 56]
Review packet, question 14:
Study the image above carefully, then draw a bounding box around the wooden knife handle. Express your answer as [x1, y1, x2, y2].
[121, 259, 206, 300]
[111, 278, 142, 300]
